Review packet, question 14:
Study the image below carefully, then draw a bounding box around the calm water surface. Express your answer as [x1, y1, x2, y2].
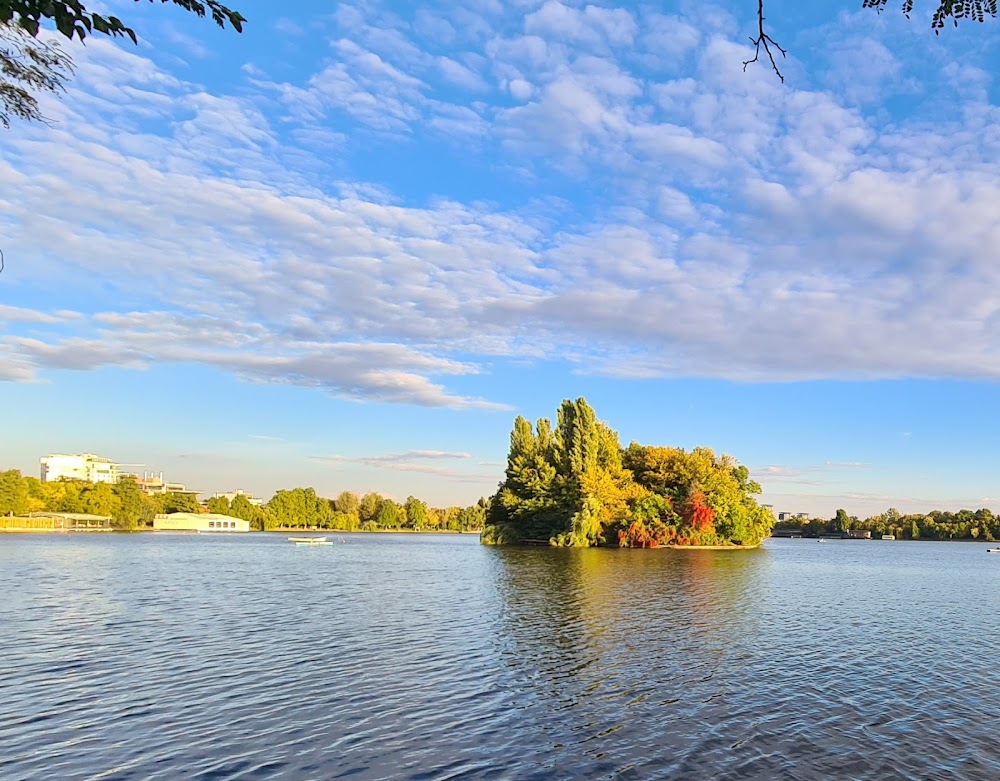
[2, 533, 1000, 780]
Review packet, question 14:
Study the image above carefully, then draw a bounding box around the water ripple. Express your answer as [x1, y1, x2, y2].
[3, 535, 1000, 779]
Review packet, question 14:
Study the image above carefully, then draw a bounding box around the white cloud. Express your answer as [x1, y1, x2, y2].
[436, 56, 489, 90]
[311, 449, 495, 480]
[0, 306, 78, 325]
[524, 2, 637, 50]
[7, 0, 1000, 408]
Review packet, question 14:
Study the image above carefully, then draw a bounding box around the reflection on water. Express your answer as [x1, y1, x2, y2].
[3, 534, 1000, 779]
[489, 546, 774, 778]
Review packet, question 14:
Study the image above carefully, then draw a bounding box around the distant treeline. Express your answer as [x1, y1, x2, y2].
[208, 488, 488, 532]
[0, 469, 487, 532]
[777, 507, 1000, 541]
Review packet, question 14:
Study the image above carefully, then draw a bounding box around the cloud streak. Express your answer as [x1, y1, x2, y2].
[311, 450, 496, 481]
[5, 3, 1000, 410]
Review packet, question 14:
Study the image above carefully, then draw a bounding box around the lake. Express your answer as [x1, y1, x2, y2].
[2, 533, 1000, 780]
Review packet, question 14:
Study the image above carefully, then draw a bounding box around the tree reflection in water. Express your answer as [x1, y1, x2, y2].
[486, 545, 772, 776]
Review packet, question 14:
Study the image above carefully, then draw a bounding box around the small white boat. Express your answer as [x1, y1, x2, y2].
[987, 548, 1000, 554]
[295, 540, 333, 546]
[288, 536, 326, 543]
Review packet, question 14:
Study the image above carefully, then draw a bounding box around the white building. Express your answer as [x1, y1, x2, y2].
[153, 513, 250, 533]
[212, 489, 263, 506]
[40, 453, 121, 484]
[133, 471, 198, 497]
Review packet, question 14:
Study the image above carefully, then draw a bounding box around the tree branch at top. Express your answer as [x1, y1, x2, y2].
[743, 0, 787, 82]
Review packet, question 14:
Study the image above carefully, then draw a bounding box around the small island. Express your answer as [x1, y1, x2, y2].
[481, 398, 775, 548]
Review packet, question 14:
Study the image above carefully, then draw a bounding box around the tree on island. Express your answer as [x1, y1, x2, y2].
[482, 397, 775, 548]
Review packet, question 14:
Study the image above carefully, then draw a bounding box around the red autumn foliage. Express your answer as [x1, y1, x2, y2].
[618, 519, 673, 548]
[684, 491, 715, 533]
[619, 521, 653, 548]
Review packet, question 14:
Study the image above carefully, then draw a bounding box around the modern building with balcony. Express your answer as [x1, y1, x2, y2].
[40, 454, 122, 484]
[133, 471, 199, 497]
[212, 489, 263, 506]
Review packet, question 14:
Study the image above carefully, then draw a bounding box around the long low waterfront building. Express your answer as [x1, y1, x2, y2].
[153, 513, 250, 533]
[1, 512, 112, 532]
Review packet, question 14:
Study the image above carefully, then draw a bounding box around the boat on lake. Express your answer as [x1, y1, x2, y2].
[294, 540, 333, 546]
[987, 548, 1000, 554]
[288, 536, 326, 543]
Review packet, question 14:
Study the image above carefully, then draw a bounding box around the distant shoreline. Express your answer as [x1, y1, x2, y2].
[268, 528, 482, 534]
[0, 527, 481, 535]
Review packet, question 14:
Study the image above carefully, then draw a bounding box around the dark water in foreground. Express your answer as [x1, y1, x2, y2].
[3, 533, 1000, 780]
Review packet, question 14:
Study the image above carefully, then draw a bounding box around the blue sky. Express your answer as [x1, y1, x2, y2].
[3, 0, 1000, 518]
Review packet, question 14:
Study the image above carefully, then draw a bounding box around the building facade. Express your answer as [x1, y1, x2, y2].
[40, 454, 121, 484]
[133, 472, 198, 497]
[153, 512, 250, 533]
[212, 489, 263, 506]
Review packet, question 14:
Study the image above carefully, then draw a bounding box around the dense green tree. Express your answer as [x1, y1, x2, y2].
[270, 490, 298, 527]
[0, 468, 30, 515]
[112, 475, 144, 529]
[330, 509, 358, 531]
[78, 481, 120, 517]
[485, 398, 772, 547]
[300, 487, 333, 528]
[229, 493, 266, 530]
[404, 496, 428, 529]
[622, 443, 772, 546]
[157, 491, 199, 514]
[439, 506, 461, 531]
[617, 494, 677, 547]
[331, 491, 360, 530]
[550, 399, 641, 546]
[335, 490, 359, 517]
[228, 493, 252, 519]
[376, 499, 400, 528]
[490, 415, 562, 542]
[206, 495, 230, 515]
[358, 492, 382, 526]
[834, 508, 852, 534]
[54, 479, 85, 512]
[424, 507, 442, 529]
[459, 500, 487, 531]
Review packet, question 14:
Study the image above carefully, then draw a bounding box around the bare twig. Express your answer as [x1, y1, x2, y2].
[743, 0, 787, 82]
